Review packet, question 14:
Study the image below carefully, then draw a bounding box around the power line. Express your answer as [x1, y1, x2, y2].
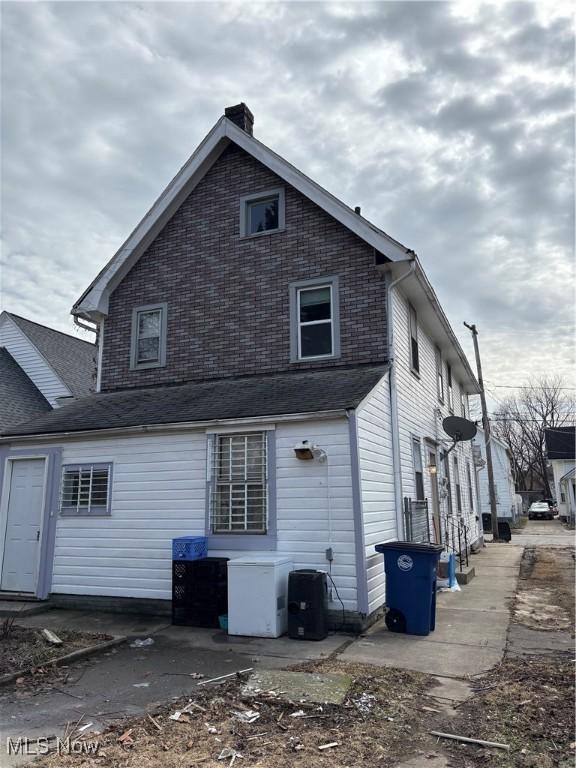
[485, 383, 576, 391]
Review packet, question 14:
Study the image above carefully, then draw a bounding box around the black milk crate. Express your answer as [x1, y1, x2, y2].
[171, 557, 229, 627]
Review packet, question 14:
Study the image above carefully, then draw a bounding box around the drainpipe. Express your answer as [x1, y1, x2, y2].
[387, 257, 416, 539]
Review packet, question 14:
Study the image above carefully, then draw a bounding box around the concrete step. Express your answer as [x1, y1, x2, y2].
[455, 565, 475, 585]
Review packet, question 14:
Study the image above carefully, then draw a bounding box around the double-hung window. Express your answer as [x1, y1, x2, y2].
[240, 188, 285, 237]
[211, 432, 267, 534]
[290, 277, 340, 361]
[461, 391, 467, 418]
[435, 347, 444, 403]
[60, 464, 111, 516]
[447, 364, 454, 412]
[412, 437, 425, 500]
[130, 303, 167, 369]
[409, 304, 419, 374]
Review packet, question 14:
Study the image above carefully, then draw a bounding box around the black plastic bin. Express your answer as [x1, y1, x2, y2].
[375, 542, 443, 636]
[172, 557, 228, 627]
[288, 569, 328, 640]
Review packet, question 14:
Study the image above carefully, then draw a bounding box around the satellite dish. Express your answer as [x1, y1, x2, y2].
[443, 416, 477, 443]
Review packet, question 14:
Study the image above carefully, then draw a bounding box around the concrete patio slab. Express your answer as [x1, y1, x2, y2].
[243, 669, 352, 704]
[19, 609, 170, 637]
[0, 600, 50, 618]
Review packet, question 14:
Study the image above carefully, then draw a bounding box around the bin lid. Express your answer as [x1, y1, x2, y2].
[227, 555, 293, 568]
[375, 541, 444, 554]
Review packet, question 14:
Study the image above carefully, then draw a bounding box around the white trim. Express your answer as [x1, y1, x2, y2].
[73, 117, 410, 318]
[0, 456, 48, 594]
[96, 318, 104, 393]
[205, 424, 276, 434]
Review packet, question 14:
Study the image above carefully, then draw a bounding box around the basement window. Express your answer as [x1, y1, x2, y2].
[130, 303, 167, 370]
[240, 188, 285, 237]
[60, 464, 112, 516]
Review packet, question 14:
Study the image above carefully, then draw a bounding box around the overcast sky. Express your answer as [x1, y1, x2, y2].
[1, 1, 574, 407]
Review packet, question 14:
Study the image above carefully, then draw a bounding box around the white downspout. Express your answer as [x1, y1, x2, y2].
[387, 257, 416, 539]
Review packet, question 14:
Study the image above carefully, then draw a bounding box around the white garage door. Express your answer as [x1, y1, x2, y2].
[1, 459, 45, 593]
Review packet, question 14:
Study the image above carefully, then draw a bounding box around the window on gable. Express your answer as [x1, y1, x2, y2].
[130, 303, 167, 370]
[290, 277, 340, 361]
[211, 432, 267, 534]
[61, 464, 111, 516]
[240, 188, 285, 237]
[412, 437, 425, 500]
[435, 347, 444, 403]
[409, 304, 419, 374]
[447, 364, 454, 412]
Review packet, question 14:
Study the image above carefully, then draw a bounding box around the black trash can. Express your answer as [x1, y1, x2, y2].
[375, 542, 443, 636]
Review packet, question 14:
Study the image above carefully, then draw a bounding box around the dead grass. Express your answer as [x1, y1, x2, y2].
[0, 626, 112, 676]
[36, 661, 435, 768]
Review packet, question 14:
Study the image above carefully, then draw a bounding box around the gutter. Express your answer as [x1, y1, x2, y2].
[386, 256, 417, 538]
[0, 408, 349, 445]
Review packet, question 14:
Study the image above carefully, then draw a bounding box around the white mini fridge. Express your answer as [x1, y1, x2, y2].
[227, 556, 293, 638]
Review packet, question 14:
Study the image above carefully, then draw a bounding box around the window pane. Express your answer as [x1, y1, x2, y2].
[138, 310, 161, 338]
[248, 197, 279, 233]
[300, 322, 332, 358]
[137, 336, 160, 363]
[299, 287, 331, 323]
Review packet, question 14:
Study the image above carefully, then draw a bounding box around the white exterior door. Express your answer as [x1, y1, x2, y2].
[1, 459, 45, 593]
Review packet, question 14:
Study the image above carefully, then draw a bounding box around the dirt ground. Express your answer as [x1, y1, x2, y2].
[513, 546, 575, 632]
[0, 624, 112, 677]
[36, 660, 439, 768]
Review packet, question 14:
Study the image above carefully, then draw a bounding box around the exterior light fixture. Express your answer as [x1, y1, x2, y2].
[427, 464, 438, 475]
[293, 440, 327, 462]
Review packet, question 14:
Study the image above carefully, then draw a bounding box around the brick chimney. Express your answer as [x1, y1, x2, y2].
[224, 103, 254, 136]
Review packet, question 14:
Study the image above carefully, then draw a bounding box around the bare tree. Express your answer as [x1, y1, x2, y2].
[491, 377, 575, 497]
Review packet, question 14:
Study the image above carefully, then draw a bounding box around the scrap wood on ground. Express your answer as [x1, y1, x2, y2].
[35, 660, 435, 768]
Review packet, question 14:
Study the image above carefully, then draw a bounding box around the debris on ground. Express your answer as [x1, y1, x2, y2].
[36, 660, 432, 767]
[0, 626, 112, 676]
[41, 629, 63, 646]
[129, 637, 155, 648]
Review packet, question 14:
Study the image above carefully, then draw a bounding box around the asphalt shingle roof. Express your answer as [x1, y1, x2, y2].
[1, 365, 387, 437]
[7, 313, 95, 398]
[0, 348, 52, 431]
[545, 426, 575, 461]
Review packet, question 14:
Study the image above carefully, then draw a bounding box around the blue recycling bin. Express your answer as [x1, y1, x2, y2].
[375, 541, 444, 636]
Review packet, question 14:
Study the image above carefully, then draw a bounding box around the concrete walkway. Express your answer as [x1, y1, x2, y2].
[342, 543, 524, 678]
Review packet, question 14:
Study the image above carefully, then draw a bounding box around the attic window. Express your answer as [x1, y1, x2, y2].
[409, 304, 420, 374]
[240, 188, 285, 237]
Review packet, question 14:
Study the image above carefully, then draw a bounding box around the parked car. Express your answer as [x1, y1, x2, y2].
[528, 501, 554, 521]
[541, 498, 558, 516]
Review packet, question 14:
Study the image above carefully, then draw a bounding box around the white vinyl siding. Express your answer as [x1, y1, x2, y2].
[473, 429, 517, 520]
[391, 287, 480, 546]
[356, 372, 395, 614]
[38, 419, 357, 610]
[0, 314, 70, 405]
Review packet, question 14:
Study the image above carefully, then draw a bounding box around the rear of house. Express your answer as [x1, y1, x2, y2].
[0, 104, 480, 626]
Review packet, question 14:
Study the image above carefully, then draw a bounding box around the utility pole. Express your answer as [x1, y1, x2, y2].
[464, 322, 499, 542]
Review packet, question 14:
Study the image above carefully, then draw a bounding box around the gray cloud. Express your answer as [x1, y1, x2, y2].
[0, 1, 573, 390]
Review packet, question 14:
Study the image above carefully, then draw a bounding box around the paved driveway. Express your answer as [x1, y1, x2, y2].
[505, 517, 574, 547]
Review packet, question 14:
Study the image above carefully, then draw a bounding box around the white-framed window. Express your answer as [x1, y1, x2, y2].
[60, 463, 112, 516]
[409, 304, 420, 374]
[447, 364, 454, 412]
[130, 303, 167, 370]
[210, 432, 267, 534]
[289, 276, 341, 361]
[453, 456, 462, 513]
[240, 188, 285, 238]
[461, 390, 467, 418]
[435, 347, 444, 403]
[412, 437, 425, 500]
[466, 462, 474, 511]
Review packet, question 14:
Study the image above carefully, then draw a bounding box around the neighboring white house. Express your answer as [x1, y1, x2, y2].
[0, 312, 95, 430]
[472, 428, 519, 525]
[545, 427, 575, 526]
[0, 105, 481, 625]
